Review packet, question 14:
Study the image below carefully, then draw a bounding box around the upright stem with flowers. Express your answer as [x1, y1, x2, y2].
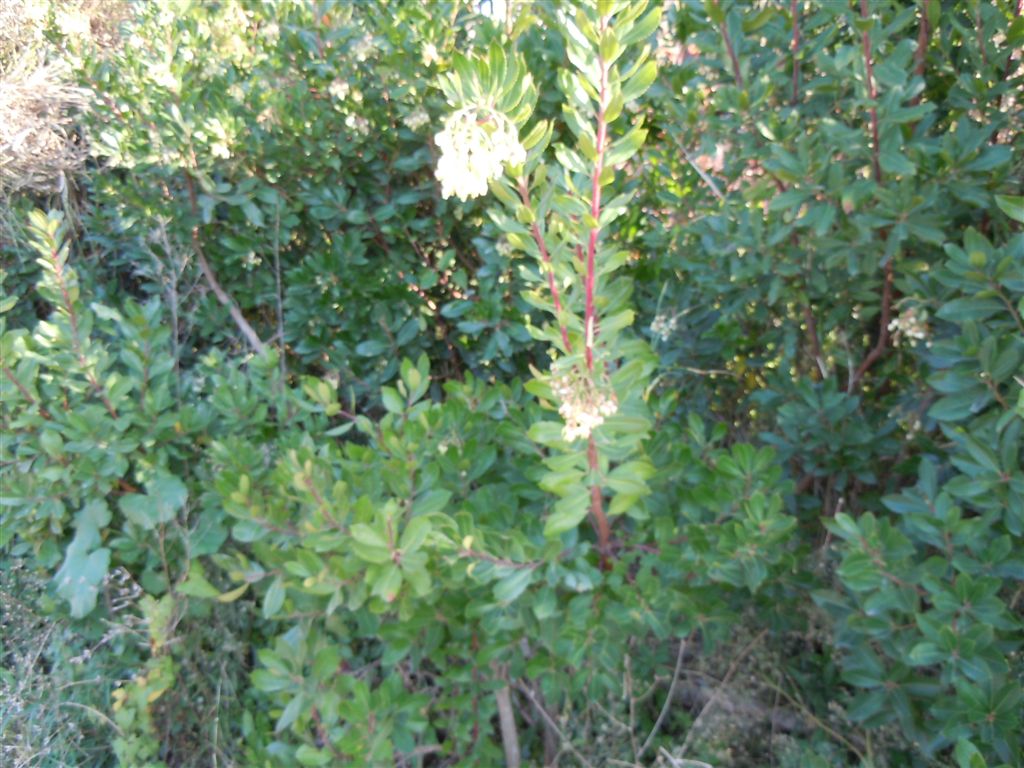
[434, 0, 661, 563]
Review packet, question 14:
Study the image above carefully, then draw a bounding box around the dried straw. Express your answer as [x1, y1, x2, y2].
[1, 61, 91, 196]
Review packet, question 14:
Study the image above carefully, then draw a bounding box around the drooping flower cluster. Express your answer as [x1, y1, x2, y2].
[327, 79, 350, 101]
[403, 106, 430, 131]
[650, 313, 678, 342]
[552, 369, 618, 443]
[434, 106, 525, 201]
[888, 307, 930, 347]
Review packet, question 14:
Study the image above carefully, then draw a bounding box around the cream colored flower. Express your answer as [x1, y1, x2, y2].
[404, 106, 430, 131]
[650, 313, 678, 342]
[352, 34, 375, 62]
[422, 43, 440, 67]
[434, 106, 525, 201]
[345, 113, 370, 136]
[888, 307, 930, 347]
[328, 79, 350, 101]
[552, 369, 618, 443]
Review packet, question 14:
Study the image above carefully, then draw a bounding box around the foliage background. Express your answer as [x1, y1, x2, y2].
[1, 1, 1021, 767]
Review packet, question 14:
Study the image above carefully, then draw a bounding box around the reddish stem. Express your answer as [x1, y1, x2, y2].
[714, 0, 745, 89]
[802, 304, 827, 379]
[850, 0, 894, 390]
[518, 180, 572, 353]
[859, 0, 882, 184]
[851, 260, 894, 391]
[3, 366, 53, 420]
[790, 0, 800, 105]
[585, 11, 612, 564]
[48, 248, 119, 419]
[913, 0, 930, 83]
[585, 50, 609, 373]
[588, 436, 610, 568]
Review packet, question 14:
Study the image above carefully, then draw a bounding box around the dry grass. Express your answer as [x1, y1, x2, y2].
[0, 61, 90, 197]
[0, 0, 129, 199]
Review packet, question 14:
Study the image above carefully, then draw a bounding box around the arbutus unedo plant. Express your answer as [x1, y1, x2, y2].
[438, 0, 662, 566]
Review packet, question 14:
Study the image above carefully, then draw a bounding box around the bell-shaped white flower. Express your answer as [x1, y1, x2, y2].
[434, 106, 525, 202]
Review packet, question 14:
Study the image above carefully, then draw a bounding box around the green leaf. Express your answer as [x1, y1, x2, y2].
[994, 194, 1024, 224]
[493, 568, 533, 604]
[54, 545, 110, 618]
[544, 488, 590, 537]
[355, 339, 389, 356]
[216, 583, 249, 603]
[178, 562, 220, 599]
[295, 746, 331, 767]
[879, 145, 916, 176]
[241, 200, 264, 228]
[372, 564, 403, 603]
[953, 739, 987, 768]
[351, 523, 388, 550]
[381, 386, 405, 415]
[620, 7, 662, 47]
[621, 61, 657, 103]
[605, 127, 647, 168]
[276, 693, 305, 732]
[413, 489, 451, 517]
[908, 642, 944, 666]
[263, 576, 285, 619]
[399, 516, 431, 553]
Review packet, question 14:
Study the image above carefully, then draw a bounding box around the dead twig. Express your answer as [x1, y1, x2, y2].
[637, 635, 688, 760]
[182, 172, 267, 355]
[515, 680, 596, 768]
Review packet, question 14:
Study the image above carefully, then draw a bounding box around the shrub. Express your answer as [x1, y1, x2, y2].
[2, 1, 1021, 766]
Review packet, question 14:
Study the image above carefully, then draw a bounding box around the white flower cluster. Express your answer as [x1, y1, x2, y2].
[434, 107, 525, 201]
[888, 307, 930, 347]
[404, 106, 430, 131]
[552, 370, 618, 443]
[345, 113, 370, 136]
[352, 34, 375, 62]
[422, 43, 440, 67]
[650, 313, 678, 342]
[328, 79, 350, 101]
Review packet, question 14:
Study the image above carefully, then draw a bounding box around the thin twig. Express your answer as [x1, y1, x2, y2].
[3, 365, 53, 420]
[182, 172, 266, 354]
[759, 671, 867, 763]
[272, 196, 287, 380]
[58, 701, 124, 736]
[517, 179, 572, 353]
[659, 748, 714, 768]
[677, 143, 725, 202]
[515, 681, 596, 768]
[637, 635, 688, 760]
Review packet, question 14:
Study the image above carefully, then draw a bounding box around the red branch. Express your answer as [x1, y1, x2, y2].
[859, 0, 882, 184]
[849, 0, 894, 391]
[3, 366, 53, 420]
[850, 260, 894, 390]
[518, 180, 572, 353]
[585, 10, 612, 564]
[913, 0, 930, 83]
[714, 0, 745, 89]
[47, 247, 119, 419]
[790, 0, 801, 105]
